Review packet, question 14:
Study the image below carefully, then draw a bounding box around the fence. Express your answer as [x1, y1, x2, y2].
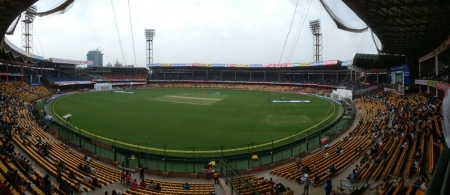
[43, 98, 356, 173]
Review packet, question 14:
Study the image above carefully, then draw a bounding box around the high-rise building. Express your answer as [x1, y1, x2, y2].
[86, 49, 103, 67]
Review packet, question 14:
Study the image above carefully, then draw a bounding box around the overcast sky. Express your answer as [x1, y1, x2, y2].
[6, 0, 377, 67]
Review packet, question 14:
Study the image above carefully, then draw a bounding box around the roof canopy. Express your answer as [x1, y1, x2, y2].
[342, 0, 450, 57]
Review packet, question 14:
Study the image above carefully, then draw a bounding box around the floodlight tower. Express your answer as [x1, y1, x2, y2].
[145, 29, 155, 64]
[309, 19, 323, 62]
[22, 5, 37, 53]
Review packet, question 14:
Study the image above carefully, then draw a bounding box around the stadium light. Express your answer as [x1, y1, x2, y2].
[145, 29, 155, 64]
[145, 29, 155, 40]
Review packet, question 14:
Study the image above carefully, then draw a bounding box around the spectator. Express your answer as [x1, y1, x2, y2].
[139, 179, 146, 188]
[148, 180, 156, 189]
[120, 169, 126, 185]
[213, 171, 220, 184]
[131, 179, 137, 188]
[183, 182, 191, 190]
[302, 174, 311, 195]
[370, 178, 390, 194]
[139, 166, 145, 180]
[154, 183, 161, 191]
[324, 180, 333, 195]
[285, 187, 294, 195]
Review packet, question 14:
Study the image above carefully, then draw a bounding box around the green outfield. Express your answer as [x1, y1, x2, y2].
[50, 88, 342, 154]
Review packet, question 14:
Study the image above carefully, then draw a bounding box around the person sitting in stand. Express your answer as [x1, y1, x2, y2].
[183, 182, 191, 190]
[329, 164, 337, 176]
[139, 179, 146, 188]
[347, 170, 356, 181]
[312, 175, 320, 187]
[154, 183, 161, 191]
[148, 181, 155, 189]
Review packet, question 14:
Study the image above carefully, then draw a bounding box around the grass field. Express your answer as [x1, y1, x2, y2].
[50, 88, 342, 153]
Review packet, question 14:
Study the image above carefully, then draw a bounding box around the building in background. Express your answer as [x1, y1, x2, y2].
[114, 59, 122, 67]
[86, 49, 103, 67]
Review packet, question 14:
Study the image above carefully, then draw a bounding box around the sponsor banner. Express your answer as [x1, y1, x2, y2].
[235, 64, 248, 68]
[293, 63, 300, 67]
[322, 60, 338, 65]
[249, 64, 262, 68]
[147, 80, 348, 89]
[0, 73, 11, 76]
[426, 80, 437, 88]
[55, 81, 94, 86]
[225, 64, 236, 68]
[55, 82, 77, 86]
[31, 82, 41, 86]
[300, 62, 311, 66]
[111, 82, 146, 85]
[10, 73, 24, 76]
[92, 79, 146, 82]
[311, 61, 322, 66]
[211, 64, 226, 67]
[76, 81, 95, 84]
[415, 80, 427, 85]
[51, 58, 93, 65]
[199, 63, 211, 67]
[160, 63, 172, 67]
[147, 63, 160, 67]
[172, 63, 186, 67]
[419, 35, 450, 62]
[419, 52, 435, 62]
[281, 63, 294, 67]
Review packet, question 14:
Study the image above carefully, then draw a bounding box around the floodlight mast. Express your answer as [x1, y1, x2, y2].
[22, 5, 37, 53]
[309, 19, 322, 62]
[145, 29, 155, 64]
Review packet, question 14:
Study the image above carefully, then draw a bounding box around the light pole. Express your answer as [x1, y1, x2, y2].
[145, 29, 155, 64]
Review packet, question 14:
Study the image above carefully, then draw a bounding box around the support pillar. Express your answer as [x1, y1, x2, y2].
[220, 70, 222, 80]
[435, 55, 439, 97]
[350, 70, 352, 80]
[234, 71, 236, 80]
[419, 62, 422, 79]
[377, 72, 379, 83]
[250, 72, 251, 80]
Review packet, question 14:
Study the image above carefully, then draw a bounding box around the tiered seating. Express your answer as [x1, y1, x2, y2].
[124, 179, 214, 195]
[270, 135, 373, 184]
[0, 82, 50, 101]
[0, 138, 65, 195]
[0, 82, 119, 193]
[229, 175, 272, 195]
